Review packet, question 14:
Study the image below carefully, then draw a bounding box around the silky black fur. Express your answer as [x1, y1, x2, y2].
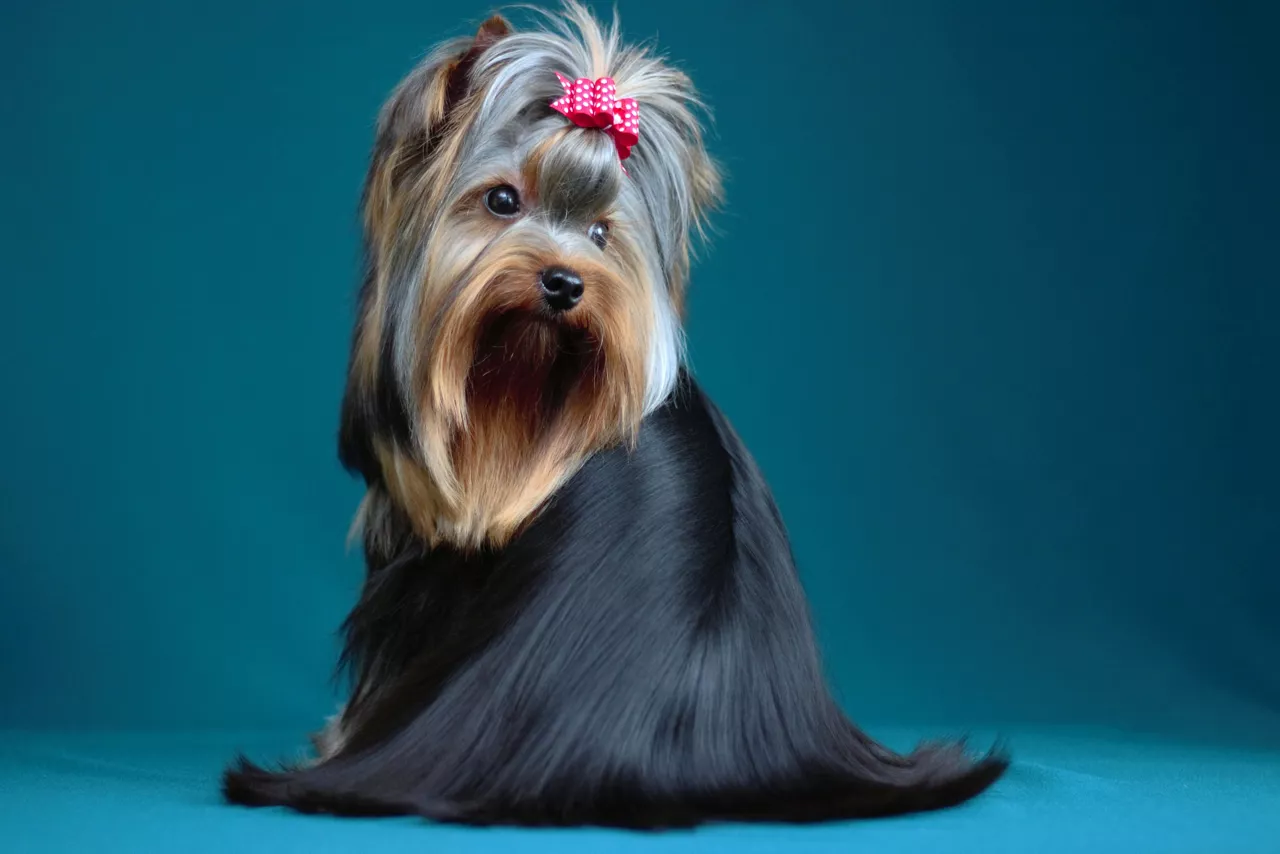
[224, 373, 1008, 828]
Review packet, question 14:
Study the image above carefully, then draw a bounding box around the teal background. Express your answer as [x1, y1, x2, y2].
[2, 1, 1278, 851]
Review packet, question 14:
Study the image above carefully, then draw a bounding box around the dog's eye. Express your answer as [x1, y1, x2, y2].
[484, 185, 521, 218]
[588, 221, 609, 250]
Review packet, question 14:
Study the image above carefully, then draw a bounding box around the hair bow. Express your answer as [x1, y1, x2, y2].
[550, 72, 640, 162]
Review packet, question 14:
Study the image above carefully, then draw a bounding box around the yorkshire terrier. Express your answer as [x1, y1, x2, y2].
[223, 2, 1008, 828]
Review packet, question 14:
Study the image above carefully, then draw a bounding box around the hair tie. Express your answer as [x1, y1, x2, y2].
[550, 72, 640, 162]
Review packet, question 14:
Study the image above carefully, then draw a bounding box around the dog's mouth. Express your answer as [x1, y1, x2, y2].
[465, 310, 604, 424]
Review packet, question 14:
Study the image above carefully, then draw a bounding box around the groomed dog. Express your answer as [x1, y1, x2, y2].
[223, 2, 1009, 828]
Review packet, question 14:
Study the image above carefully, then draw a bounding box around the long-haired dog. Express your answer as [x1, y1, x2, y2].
[223, 2, 1009, 828]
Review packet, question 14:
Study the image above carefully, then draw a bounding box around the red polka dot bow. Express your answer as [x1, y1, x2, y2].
[550, 72, 640, 162]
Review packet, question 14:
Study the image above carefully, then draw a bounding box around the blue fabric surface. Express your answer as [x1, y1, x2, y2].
[4, 729, 1277, 853]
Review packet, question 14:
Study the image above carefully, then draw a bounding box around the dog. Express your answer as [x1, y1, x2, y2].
[222, 2, 1009, 828]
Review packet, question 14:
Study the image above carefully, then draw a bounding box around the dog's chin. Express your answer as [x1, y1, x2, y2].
[465, 310, 605, 432]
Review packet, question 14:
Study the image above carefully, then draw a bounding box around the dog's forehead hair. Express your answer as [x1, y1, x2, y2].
[525, 121, 624, 222]
[453, 19, 709, 243]
[456, 96, 623, 224]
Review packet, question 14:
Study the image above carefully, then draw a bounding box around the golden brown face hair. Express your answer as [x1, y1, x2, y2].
[338, 4, 722, 553]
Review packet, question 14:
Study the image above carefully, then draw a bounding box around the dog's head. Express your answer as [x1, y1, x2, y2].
[339, 2, 722, 551]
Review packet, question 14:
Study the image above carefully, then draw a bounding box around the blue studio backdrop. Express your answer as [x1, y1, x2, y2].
[2, 1, 1277, 852]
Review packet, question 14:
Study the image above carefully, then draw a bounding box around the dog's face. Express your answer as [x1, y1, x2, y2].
[340, 3, 722, 551]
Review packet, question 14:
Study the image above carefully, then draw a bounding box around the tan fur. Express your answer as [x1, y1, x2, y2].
[380, 238, 648, 550]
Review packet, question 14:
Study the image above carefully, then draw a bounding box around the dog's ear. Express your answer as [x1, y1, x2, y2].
[361, 13, 512, 239]
[441, 15, 512, 115]
[617, 64, 724, 314]
[672, 134, 722, 310]
[369, 15, 513, 178]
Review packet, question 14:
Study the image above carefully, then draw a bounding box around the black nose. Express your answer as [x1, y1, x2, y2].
[539, 266, 584, 312]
